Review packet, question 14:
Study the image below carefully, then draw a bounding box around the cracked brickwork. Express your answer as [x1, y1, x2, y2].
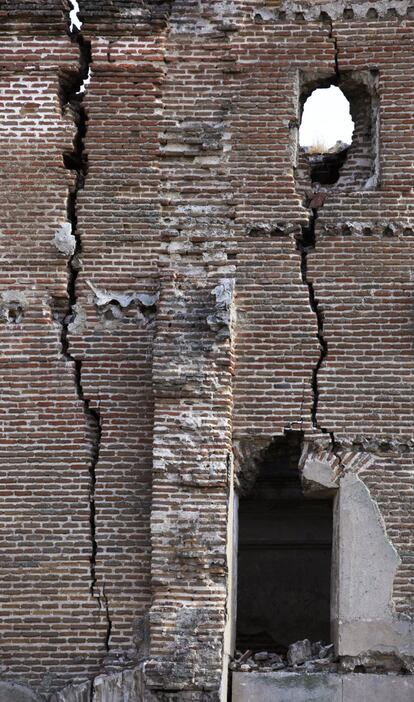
[0, 1, 413, 700]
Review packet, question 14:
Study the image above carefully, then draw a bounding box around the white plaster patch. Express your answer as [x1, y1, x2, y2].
[336, 472, 413, 658]
[87, 281, 158, 309]
[54, 222, 76, 257]
[207, 278, 235, 337]
[67, 303, 86, 335]
[302, 455, 338, 492]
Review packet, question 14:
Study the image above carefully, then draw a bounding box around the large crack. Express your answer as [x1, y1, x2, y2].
[59, 1, 112, 652]
[297, 19, 345, 469]
[328, 18, 340, 80]
[297, 209, 327, 433]
[298, 207, 346, 474]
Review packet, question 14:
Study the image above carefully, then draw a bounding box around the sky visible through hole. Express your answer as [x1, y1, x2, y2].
[69, 2, 91, 93]
[69, 1, 82, 30]
[299, 86, 354, 151]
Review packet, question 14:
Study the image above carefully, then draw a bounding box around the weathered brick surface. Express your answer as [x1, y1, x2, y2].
[0, 30, 105, 691]
[71, 51, 165, 655]
[0, 0, 413, 699]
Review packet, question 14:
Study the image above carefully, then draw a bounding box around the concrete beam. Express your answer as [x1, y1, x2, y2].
[232, 672, 414, 702]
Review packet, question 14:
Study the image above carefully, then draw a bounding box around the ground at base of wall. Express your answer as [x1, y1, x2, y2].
[232, 671, 414, 702]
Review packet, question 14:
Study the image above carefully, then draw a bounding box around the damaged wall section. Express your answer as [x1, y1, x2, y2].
[0, 2, 107, 693]
[295, 70, 379, 195]
[146, 272, 235, 699]
[236, 433, 333, 655]
[0, 2, 413, 701]
[65, 7, 167, 676]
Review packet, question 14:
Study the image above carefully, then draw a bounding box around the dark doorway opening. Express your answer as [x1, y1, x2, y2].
[236, 432, 333, 654]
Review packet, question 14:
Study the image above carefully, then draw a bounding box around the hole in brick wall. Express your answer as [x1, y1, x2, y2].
[296, 72, 379, 192]
[236, 432, 333, 655]
[300, 86, 353, 152]
[69, 0, 82, 31]
[6, 303, 23, 324]
[299, 86, 354, 185]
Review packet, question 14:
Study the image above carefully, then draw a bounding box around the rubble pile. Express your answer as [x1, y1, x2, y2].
[230, 639, 337, 673]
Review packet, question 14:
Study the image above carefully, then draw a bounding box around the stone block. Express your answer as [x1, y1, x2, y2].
[232, 672, 342, 702]
[232, 672, 414, 702]
[343, 674, 414, 702]
[287, 639, 312, 666]
[0, 682, 43, 702]
[50, 681, 91, 702]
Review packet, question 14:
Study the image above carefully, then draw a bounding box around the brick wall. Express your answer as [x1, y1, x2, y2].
[0, 1, 412, 699]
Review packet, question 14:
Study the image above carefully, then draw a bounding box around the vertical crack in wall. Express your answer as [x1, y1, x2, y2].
[101, 583, 112, 651]
[298, 208, 345, 471]
[328, 19, 340, 80]
[327, 22, 345, 471]
[60, 1, 112, 652]
[297, 22, 344, 469]
[297, 209, 327, 432]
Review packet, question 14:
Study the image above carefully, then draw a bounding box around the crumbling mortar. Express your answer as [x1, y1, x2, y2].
[61, 0, 112, 652]
[348, 437, 414, 456]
